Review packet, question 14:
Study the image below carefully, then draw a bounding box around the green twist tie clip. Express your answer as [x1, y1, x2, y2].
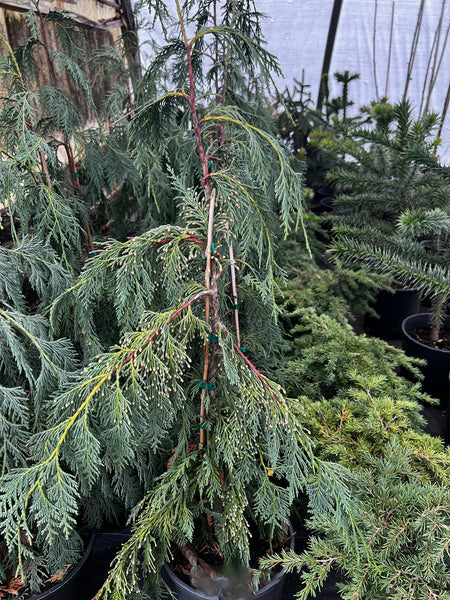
[233, 303, 240, 309]
[200, 422, 215, 432]
[208, 161, 213, 169]
[196, 381, 216, 390]
[71, 172, 79, 178]
[239, 346, 246, 353]
[211, 243, 216, 252]
[208, 334, 219, 343]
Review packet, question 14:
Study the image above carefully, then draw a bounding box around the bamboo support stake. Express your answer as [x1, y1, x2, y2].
[199, 189, 216, 448]
[423, 8, 450, 114]
[420, 26, 439, 115]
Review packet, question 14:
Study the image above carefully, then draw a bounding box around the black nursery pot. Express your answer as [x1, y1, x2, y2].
[366, 288, 420, 339]
[401, 313, 450, 405]
[163, 524, 295, 600]
[31, 532, 130, 600]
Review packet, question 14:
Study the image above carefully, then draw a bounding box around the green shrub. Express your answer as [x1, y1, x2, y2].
[264, 441, 450, 600]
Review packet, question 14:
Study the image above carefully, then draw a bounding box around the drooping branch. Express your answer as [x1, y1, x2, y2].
[120, 287, 211, 371]
[19, 285, 212, 518]
[229, 244, 241, 347]
[231, 339, 280, 406]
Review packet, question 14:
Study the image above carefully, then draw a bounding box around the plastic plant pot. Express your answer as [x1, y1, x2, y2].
[162, 523, 295, 600]
[401, 313, 450, 406]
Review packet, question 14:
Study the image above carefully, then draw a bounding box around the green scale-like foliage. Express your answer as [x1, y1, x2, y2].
[0, 239, 77, 409]
[0, 237, 81, 591]
[0, 17, 97, 267]
[0, 11, 154, 589]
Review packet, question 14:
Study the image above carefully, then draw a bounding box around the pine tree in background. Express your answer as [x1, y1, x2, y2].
[327, 100, 450, 340]
[0, 1, 355, 597]
[325, 99, 444, 226]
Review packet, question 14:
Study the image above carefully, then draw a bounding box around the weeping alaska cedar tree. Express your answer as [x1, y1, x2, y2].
[1, 1, 355, 597]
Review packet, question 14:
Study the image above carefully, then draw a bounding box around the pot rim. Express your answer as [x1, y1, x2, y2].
[30, 534, 96, 599]
[163, 522, 294, 600]
[402, 313, 450, 354]
[382, 286, 419, 293]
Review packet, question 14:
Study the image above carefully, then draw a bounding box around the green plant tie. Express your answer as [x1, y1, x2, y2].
[71, 172, 79, 178]
[211, 243, 216, 252]
[239, 346, 246, 353]
[233, 303, 240, 309]
[200, 422, 215, 432]
[208, 160, 213, 169]
[196, 380, 216, 390]
[208, 334, 219, 343]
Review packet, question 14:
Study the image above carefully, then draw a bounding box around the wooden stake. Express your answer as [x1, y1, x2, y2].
[199, 189, 216, 448]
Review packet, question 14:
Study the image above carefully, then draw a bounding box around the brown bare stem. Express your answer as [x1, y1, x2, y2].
[403, 0, 425, 100]
[232, 341, 280, 406]
[61, 141, 95, 251]
[37, 7, 58, 88]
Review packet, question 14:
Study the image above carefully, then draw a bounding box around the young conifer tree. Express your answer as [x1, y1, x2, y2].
[326, 100, 450, 340]
[1, 1, 353, 596]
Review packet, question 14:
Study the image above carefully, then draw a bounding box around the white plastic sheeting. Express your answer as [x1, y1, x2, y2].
[137, 1, 450, 162]
[250, 0, 450, 162]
